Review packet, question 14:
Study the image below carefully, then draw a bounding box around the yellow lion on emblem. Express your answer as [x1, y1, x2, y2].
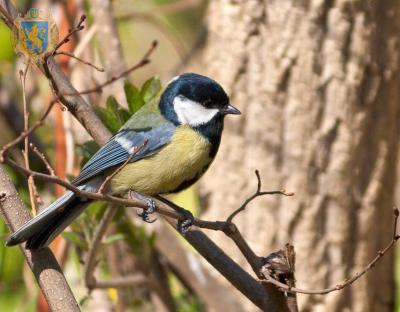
[21, 24, 47, 54]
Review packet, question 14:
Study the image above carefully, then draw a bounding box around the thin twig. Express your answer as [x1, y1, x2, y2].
[0, 100, 58, 162]
[261, 208, 400, 295]
[20, 62, 43, 212]
[51, 15, 86, 55]
[55, 51, 104, 72]
[97, 139, 148, 194]
[84, 206, 118, 290]
[227, 170, 294, 223]
[29, 143, 55, 176]
[64, 40, 158, 96]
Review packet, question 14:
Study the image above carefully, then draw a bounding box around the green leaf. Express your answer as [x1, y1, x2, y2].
[62, 232, 88, 250]
[106, 95, 120, 113]
[124, 80, 144, 114]
[118, 108, 131, 123]
[103, 233, 125, 245]
[106, 95, 124, 125]
[95, 106, 121, 133]
[141, 76, 161, 103]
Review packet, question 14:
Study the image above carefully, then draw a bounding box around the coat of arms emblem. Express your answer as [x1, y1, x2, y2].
[12, 8, 58, 59]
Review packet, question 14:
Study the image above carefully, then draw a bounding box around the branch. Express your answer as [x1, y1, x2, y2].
[261, 208, 400, 295]
[20, 62, 42, 212]
[163, 217, 290, 311]
[29, 143, 55, 176]
[0, 99, 58, 162]
[62, 40, 157, 97]
[83, 206, 150, 291]
[52, 14, 86, 54]
[84, 206, 117, 290]
[55, 51, 104, 72]
[0, 166, 80, 312]
[227, 170, 294, 223]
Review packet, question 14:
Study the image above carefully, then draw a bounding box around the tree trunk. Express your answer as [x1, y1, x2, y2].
[198, 1, 400, 311]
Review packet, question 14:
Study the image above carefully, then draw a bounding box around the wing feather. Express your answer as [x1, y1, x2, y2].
[72, 116, 175, 185]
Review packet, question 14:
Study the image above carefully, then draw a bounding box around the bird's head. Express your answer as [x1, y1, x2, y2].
[159, 73, 241, 127]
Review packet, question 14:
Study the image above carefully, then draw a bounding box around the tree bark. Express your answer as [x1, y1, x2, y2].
[199, 1, 400, 311]
[0, 166, 80, 312]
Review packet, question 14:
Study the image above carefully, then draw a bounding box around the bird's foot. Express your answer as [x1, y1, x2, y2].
[176, 207, 194, 233]
[154, 195, 194, 233]
[130, 191, 157, 223]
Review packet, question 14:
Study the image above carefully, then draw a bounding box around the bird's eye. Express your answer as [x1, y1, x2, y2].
[203, 99, 213, 107]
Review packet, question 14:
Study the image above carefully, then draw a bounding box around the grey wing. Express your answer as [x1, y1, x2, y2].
[72, 125, 175, 186]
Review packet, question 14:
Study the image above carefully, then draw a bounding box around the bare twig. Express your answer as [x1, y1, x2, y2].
[68, 24, 99, 70]
[0, 100, 58, 162]
[84, 206, 118, 290]
[55, 51, 104, 72]
[19, 62, 43, 212]
[261, 208, 400, 295]
[52, 14, 86, 55]
[227, 170, 294, 223]
[29, 143, 55, 176]
[83, 205, 148, 291]
[64, 40, 158, 97]
[97, 140, 148, 194]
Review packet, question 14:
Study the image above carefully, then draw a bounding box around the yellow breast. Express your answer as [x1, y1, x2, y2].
[110, 126, 212, 195]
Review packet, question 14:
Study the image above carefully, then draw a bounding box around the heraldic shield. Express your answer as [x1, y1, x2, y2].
[13, 8, 58, 59]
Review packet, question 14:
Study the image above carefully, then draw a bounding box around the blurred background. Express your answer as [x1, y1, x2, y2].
[0, 0, 400, 311]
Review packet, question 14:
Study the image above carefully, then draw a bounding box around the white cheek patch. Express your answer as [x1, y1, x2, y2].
[173, 95, 219, 126]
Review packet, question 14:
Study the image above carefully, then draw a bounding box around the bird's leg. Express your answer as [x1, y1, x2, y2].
[154, 195, 194, 233]
[129, 191, 157, 223]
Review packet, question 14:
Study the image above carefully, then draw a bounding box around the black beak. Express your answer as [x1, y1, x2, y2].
[223, 104, 241, 115]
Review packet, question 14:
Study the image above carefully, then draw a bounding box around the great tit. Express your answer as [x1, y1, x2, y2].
[6, 73, 240, 249]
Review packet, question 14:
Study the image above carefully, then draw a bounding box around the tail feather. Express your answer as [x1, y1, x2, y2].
[6, 191, 91, 249]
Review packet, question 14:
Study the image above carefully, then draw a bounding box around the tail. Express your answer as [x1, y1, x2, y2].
[6, 191, 92, 249]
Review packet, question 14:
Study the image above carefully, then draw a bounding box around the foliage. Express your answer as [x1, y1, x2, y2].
[96, 77, 161, 133]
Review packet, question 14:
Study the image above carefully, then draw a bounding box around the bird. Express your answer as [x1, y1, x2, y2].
[6, 73, 241, 249]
